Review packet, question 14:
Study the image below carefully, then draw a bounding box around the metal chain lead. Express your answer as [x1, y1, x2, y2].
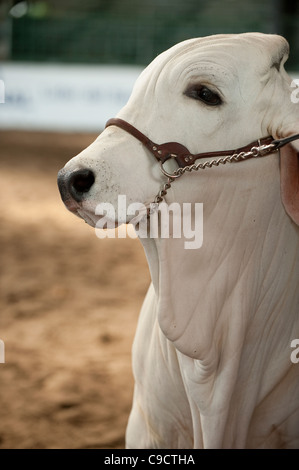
[152, 142, 277, 206]
[153, 178, 174, 204]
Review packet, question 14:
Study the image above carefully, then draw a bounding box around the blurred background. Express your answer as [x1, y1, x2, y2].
[2, 0, 299, 66]
[0, 0, 298, 449]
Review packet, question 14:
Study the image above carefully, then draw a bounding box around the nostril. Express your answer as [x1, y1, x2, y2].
[69, 169, 95, 199]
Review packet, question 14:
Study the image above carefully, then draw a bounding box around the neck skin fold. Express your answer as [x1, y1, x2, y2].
[137, 152, 299, 447]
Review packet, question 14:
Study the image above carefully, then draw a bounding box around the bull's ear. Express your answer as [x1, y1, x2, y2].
[280, 138, 299, 225]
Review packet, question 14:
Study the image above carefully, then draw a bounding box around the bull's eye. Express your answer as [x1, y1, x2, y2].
[185, 85, 222, 106]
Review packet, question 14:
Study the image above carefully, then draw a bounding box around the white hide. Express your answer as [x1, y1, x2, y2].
[60, 33, 299, 448]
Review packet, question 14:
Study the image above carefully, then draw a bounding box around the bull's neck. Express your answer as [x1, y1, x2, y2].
[137, 155, 299, 447]
[138, 153, 299, 364]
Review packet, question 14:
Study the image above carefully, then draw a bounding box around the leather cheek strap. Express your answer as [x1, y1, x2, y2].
[105, 118, 276, 168]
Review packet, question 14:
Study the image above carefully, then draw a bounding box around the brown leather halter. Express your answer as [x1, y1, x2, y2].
[105, 117, 299, 205]
[105, 117, 299, 168]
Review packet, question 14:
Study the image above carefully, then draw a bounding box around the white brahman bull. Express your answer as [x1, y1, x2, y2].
[57, 33, 299, 449]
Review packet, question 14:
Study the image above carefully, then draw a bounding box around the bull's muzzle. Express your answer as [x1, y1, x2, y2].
[57, 168, 95, 205]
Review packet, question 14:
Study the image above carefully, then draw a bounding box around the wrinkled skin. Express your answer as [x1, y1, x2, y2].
[58, 33, 299, 448]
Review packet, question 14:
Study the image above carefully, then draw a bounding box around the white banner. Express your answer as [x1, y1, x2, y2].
[0, 63, 142, 132]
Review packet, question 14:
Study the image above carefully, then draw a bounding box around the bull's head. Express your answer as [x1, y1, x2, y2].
[58, 33, 299, 359]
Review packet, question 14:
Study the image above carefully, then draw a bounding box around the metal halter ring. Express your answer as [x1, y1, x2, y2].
[159, 160, 181, 179]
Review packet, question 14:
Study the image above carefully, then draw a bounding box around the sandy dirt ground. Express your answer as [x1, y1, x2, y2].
[0, 130, 151, 449]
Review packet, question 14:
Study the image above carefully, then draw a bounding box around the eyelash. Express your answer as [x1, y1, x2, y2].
[184, 85, 222, 106]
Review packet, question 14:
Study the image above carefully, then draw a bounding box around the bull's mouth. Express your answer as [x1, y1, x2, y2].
[63, 198, 80, 214]
[76, 208, 99, 227]
[61, 197, 101, 227]
[68, 202, 123, 230]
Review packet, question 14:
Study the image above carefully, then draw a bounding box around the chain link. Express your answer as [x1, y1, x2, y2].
[152, 143, 277, 207]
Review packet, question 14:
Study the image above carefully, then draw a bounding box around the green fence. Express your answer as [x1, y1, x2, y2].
[9, 1, 299, 68]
